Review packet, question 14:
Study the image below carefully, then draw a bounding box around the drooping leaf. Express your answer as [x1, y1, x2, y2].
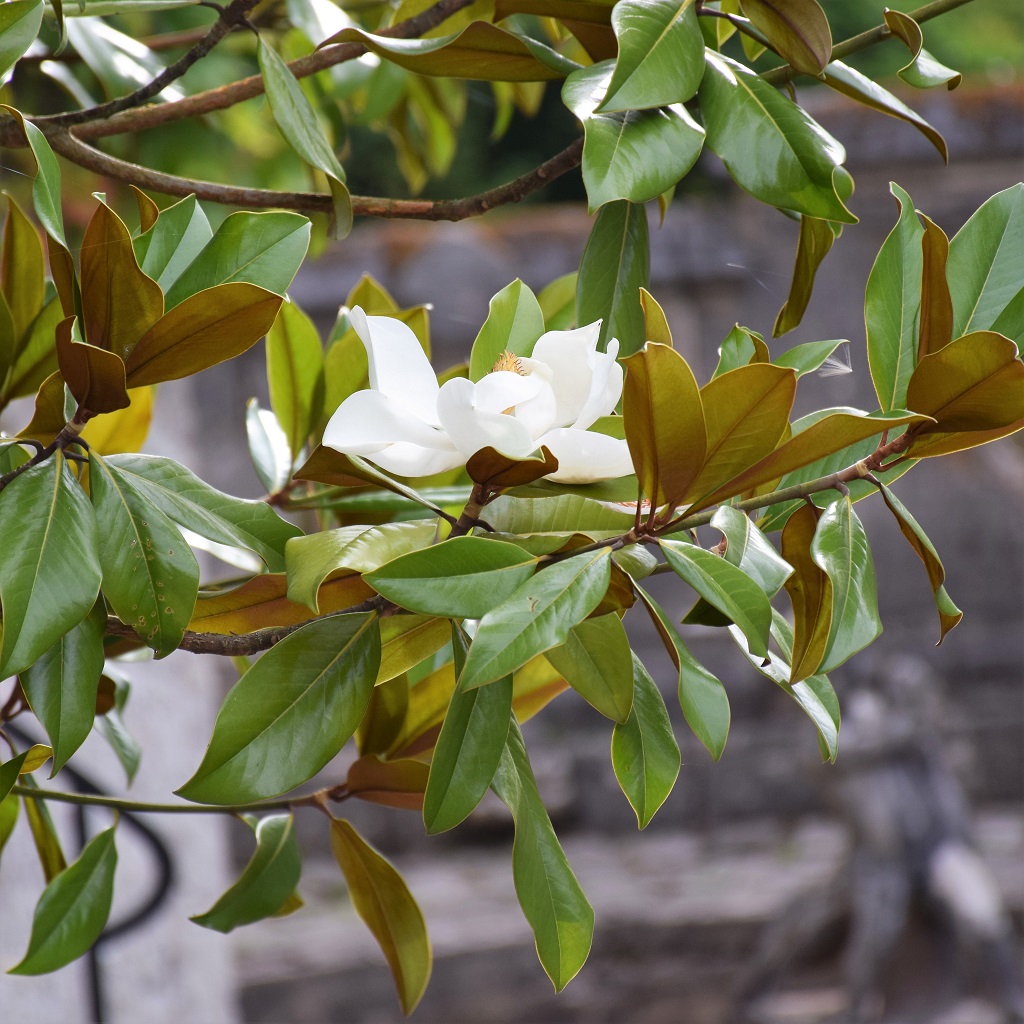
[545, 613, 634, 723]
[0, 106, 66, 246]
[20, 603, 105, 774]
[106, 453, 301, 572]
[329, 817, 432, 1015]
[710, 505, 792, 597]
[739, 0, 831, 75]
[460, 548, 612, 690]
[424, 624, 513, 834]
[347, 755, 429, 810]
[177, 614, 380, 804]
[9, 825, 117, 976]
[918, 214, 953, 359]
[611, 651, 680, 828]
[266, 298, 325, 459]
[576, 199, 650, 356]
[781, 502, 831, 682]
[357, 672, 410, 757]
[773, 214, 837, 337]
[133, 194, 213, 294]
[468, 279, 544, 381]
[0, 453, 102, 679]
[93, 674, 141, 785]
[191, 814, 302, 932]
[20, 777, 66, 881]
[491, 719, 594, 991]
[365, 536, 537, 619]
[883, 9, 961, 90]
[563, 61, 704, 212]
[2, 194, 45, 344]
[699, 52, 855, 223]
[89, 451, 200, 656]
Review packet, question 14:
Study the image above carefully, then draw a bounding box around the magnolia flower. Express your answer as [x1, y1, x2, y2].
[322, 306, 634, 483]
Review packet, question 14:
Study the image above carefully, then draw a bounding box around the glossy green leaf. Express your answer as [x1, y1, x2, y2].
[823, 61, 947, 163]
[0, 106, 66, 246]
[79, 202, 163, 362]
[598, 0, 704, 111]
[883, 9, 961, 90]
[0, 752, 29, 802]
[424, 625, 513, 834]
[9, 825, 117, 976]
[546, 612, 634, 723]
[330, 817, 432, 1015]
[947, 184, 1024, 344]
[191, 814, 302, 932]
[2, 194, 45, 344]
[699, 52, 855, 224]
[491, 718, 594, 990]
[21, 603, 105, 775]
[686, 363, 796, 501]
[622, 342, 706, 508]
[133, 194, 213, 293]
[781, 502, 831, 682]
[460, 548, 613, 690]
[164, 211, 311, 309]
[365, 536, 538, 619]
[773, 214, 837, 337]
[89, 452, 200, 656]
[326, 22, 577, 81]
[906, 331, 1024, 436]
[774, 338, 849, 378]
[660, 538, 771, 657]
[712, 324, 768, 378]
[873, 480, 961, 642]
[486, 492, 636, 536]
[688, 410, 930, 513]
[811, 497, 881, 673]
[739, 0, 831, 75]
[106, 453, 301, 572]
[177, 614, 381, 803]
[710, 505, 792, 597]
[611, 651, 680, 827]
[286, 520, 436, 612]
[266, 298, 324, 459]
[469, 279, 544, 381]
[538, 272, 577, 332]
[0, 1, 43, 79]
[564, 61, 704, 212]
[246, 399, 293, 495]
[124, 282, 282, 388]
[64, 16, 177, 98]
[258, 38, 352, 239]
[576, 199, 650, 356]
[0, 454, 101, 679]
[634, 582, 729, 760]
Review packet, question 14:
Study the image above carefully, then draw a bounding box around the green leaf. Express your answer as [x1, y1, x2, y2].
[538, 272, 577, 332]
[873, 480, 961, 643]
[634, 583, 730, 760]
[485, 493, 636, 536]
[460, 548, 613, 690]
[773, 214, 837, 337]
[20, 777, 66, 881]
[0, 106, 66, 246]
[285, 520, 436, 612]
[774, 338, 849, 378]
[4, 296, 62, 401]
[0, 453, 102, 679]
[178, 615, 380, 803]
[257, 38, 352, 239]
[660, 538, 771, 657]
[710, 505, 792, 597]
[106, 453, 301, 573]
[133, 194, 213, 294]
[329, 818, 432, 1015]
[89, 452, 200, 656]
[563, 61, 704, 213]
[164, 211, 310, 309]
[491, 719, 594, 991]
[2, 194, 45, 345]
[0, 793, 18, 860]
[423, 624, 513, 834]
[267, 299, 325, 459]
[823, 61, 947, 163]
[9, 825, 117, 976]
[739, 0, 831, 75]
[576, 199, 650, 356]
[611, 652, 680, 827]
[0, 1, 44, 79]
[246, 398, 293, 495]
[366, 536, 537, 619]
[191, 814, 302, 932]
[94, 674, 141, 784]
[947, 184, 1024, 344]
[468, 279, 544, 381]
[699, 52, 855, 224]
[883, 9, 961, 90]
[811, 497, 881, 673]
[545, 613, 634, 723]
[0, 752, 30, 802]
[598, 0, 704, 112]
[21, 603, 105, 775]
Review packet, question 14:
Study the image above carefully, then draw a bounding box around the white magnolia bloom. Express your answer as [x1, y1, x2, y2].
[322, 306, 634, 483]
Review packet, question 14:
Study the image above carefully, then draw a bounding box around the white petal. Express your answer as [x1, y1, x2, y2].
[510, 375, 558, 439]
[349, 306, 440, 426]
[529, 321, 603, 426]
[323, 389, 454, 455]
[437, 377, 536, 459]
[365, 442, 466, 478]
[572, 338, 624, 430]
[535, 427, 635, 483]
[473, 370, 544, 413]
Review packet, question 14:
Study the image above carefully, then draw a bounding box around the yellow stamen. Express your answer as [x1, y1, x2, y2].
[492, 350, 527, 376]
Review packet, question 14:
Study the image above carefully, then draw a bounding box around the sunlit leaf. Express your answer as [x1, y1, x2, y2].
[133, 194, 213, 294]
[781, 502, 831, 682]
[469, 279, 544, 381]
[773, 214, 837, 337]
[883, 9, 961, 90]
[0, 1, 44, 79]
[546, 612, 633, 723]
[266, 298, 325, 459]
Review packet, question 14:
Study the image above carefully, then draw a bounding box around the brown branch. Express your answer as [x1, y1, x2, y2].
[37, 0, 262, 130]
[45, 129, 584, 220]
